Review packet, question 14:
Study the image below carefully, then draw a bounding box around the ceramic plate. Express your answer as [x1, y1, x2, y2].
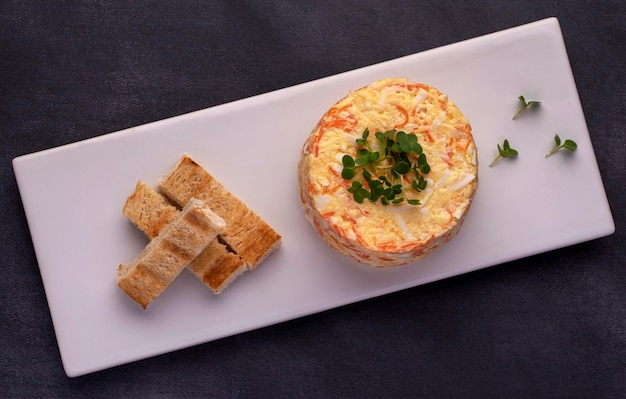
[13, 18, 614, 377]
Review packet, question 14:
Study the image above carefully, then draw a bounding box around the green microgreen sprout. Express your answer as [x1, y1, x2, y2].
[545, 134, 577, 158]
[489, 139, 518, 167]
[512, 95, 541, 120]
[341, 128, 430, 206]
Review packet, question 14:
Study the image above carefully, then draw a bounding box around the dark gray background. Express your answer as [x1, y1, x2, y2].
[2, 1, 624, 398]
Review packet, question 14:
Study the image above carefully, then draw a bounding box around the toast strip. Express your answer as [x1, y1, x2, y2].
[123, 181, 248, 294]
[158, 154, 281, 269]
[117, 198, 225, 308]
[122, 181, 179, 241]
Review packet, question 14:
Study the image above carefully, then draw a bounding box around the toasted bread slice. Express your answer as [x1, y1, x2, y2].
[123, 181, 248, 294]
[123, 181, 179, 240]
[187, 239, 248, 294]
[158, 154, 281, 269]
[117, 198, 224, 308]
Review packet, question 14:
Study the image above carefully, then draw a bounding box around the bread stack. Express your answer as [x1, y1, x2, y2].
[117, 154, 281, 308]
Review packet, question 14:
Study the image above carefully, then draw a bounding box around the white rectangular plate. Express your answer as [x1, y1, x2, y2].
[13, 18, 614, 377]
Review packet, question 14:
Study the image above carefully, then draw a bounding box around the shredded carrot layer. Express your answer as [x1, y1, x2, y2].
[394, 104, 409, 128]
[311, 102, 357, 156]
[400, 82, 430, 92]
[320, 210, 335, 218]
[308, 128, 324, 156]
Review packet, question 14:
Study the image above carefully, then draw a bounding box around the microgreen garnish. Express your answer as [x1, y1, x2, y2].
[341, 128, 430, 206]
[512, 95, 541, 120]
[545, 134, 577, 158]
[489, 139, 518, 167]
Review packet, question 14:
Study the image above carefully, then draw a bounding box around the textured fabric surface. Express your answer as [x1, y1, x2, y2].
[2, 1, 624, 397]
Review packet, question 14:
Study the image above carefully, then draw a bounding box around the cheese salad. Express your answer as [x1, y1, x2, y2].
[298, 78, 478, 267]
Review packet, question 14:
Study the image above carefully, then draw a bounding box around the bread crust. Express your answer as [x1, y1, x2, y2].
[123, 181, 248, 294]
[117, 198, 224, 308]
[158, 154, 281, 269]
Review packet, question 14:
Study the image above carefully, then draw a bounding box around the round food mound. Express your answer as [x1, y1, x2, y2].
[298, 78, 478, 267]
